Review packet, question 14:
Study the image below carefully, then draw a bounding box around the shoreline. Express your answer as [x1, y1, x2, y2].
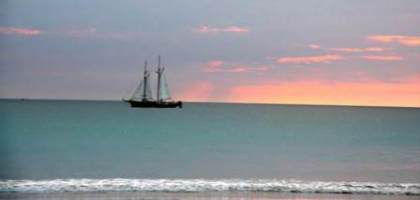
[1, 191, 419, 200]
[1, 179, 419, 196]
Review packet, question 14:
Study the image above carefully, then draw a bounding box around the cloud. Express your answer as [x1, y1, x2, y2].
[276, 54, 343, 64]
[193, 26, 249, 34]
[331, 47, 385, 53]
[57, 27, 139, 41]
[0, 26, 140, 41]
[193, 26, 218, 33]
[222, 26, 249, 33]
[204, 60, 224, 70]
[226, 65, 270, 73]
[0, 27, 42, 36]
[202, 60, 270, 73]
[62, 27, 97, 38]
[227, 78, 420, 107]
[308, 44, 321, 49]
[368, 35, 420, 47]
[362, 55, 403, 61]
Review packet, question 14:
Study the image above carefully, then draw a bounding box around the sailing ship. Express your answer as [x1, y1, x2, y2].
[124, 56, 182, 108]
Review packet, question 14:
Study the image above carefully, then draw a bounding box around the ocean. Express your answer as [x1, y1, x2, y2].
[0, 99, 419, 199]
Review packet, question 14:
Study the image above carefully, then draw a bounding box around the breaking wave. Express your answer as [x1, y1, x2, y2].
[0, 179, 419, 195]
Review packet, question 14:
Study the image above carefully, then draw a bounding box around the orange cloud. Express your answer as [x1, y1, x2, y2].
[368, 35, 420, 47]
[331, 47, 385, 53]
[202, 60, 270, 73]
[0, 27, 42, 36]
[362, 55, 403, 61]
[193, 26, 249, 34]
[277, 54, 343, 64]
[228, 77, 420, 107]
[176, 82, 215, 102]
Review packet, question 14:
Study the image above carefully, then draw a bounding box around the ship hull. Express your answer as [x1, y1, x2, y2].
[127, 100, 182, 108]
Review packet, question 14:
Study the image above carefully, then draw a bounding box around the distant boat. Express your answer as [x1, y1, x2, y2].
[123, 56, 182, 108]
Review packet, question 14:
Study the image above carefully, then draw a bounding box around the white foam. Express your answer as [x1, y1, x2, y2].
[0, 179, 419, 195]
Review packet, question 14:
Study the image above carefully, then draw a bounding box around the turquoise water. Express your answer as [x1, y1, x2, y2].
[0, 100, 419, 195]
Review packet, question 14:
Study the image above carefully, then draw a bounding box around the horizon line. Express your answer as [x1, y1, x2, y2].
[1, 97, 419, 109]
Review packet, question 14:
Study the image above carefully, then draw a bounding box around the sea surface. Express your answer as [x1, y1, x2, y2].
[0, 99, 419, 199]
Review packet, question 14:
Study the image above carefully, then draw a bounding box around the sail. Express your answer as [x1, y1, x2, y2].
[158, 70, 172, 101]
[131, 80, 153, 101]
[131, 62, 153, 101]
[156, 56, 172, 102]
[125, 56, 182, 108]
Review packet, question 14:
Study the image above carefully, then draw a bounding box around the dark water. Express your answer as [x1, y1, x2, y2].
[0, 100, 419, 197]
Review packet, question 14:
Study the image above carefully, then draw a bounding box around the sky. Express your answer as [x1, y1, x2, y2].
[1, 0, 420, 107]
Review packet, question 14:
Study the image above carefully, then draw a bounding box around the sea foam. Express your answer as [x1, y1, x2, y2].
[0, 179, 419, 195]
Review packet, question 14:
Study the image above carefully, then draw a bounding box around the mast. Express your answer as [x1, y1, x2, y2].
[156, 56, 163, 102]
[142, 61, 148, 101]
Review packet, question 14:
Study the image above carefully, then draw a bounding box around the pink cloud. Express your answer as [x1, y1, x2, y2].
[223, 26, 249, 33]
[277, 54, 343, 64]
[203, 60, 224, 72]
[0, 27, 42, 36]
[202, 60, 270, 73]
[227, 65, 270, 73]
[193, 26, 249, 34]
[331, 47, 385, 53]
[193, 26, 219, 33]
[309, 44, 321, 49]
[362, 55, 403, 61]
[368, 35, 420, 47]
